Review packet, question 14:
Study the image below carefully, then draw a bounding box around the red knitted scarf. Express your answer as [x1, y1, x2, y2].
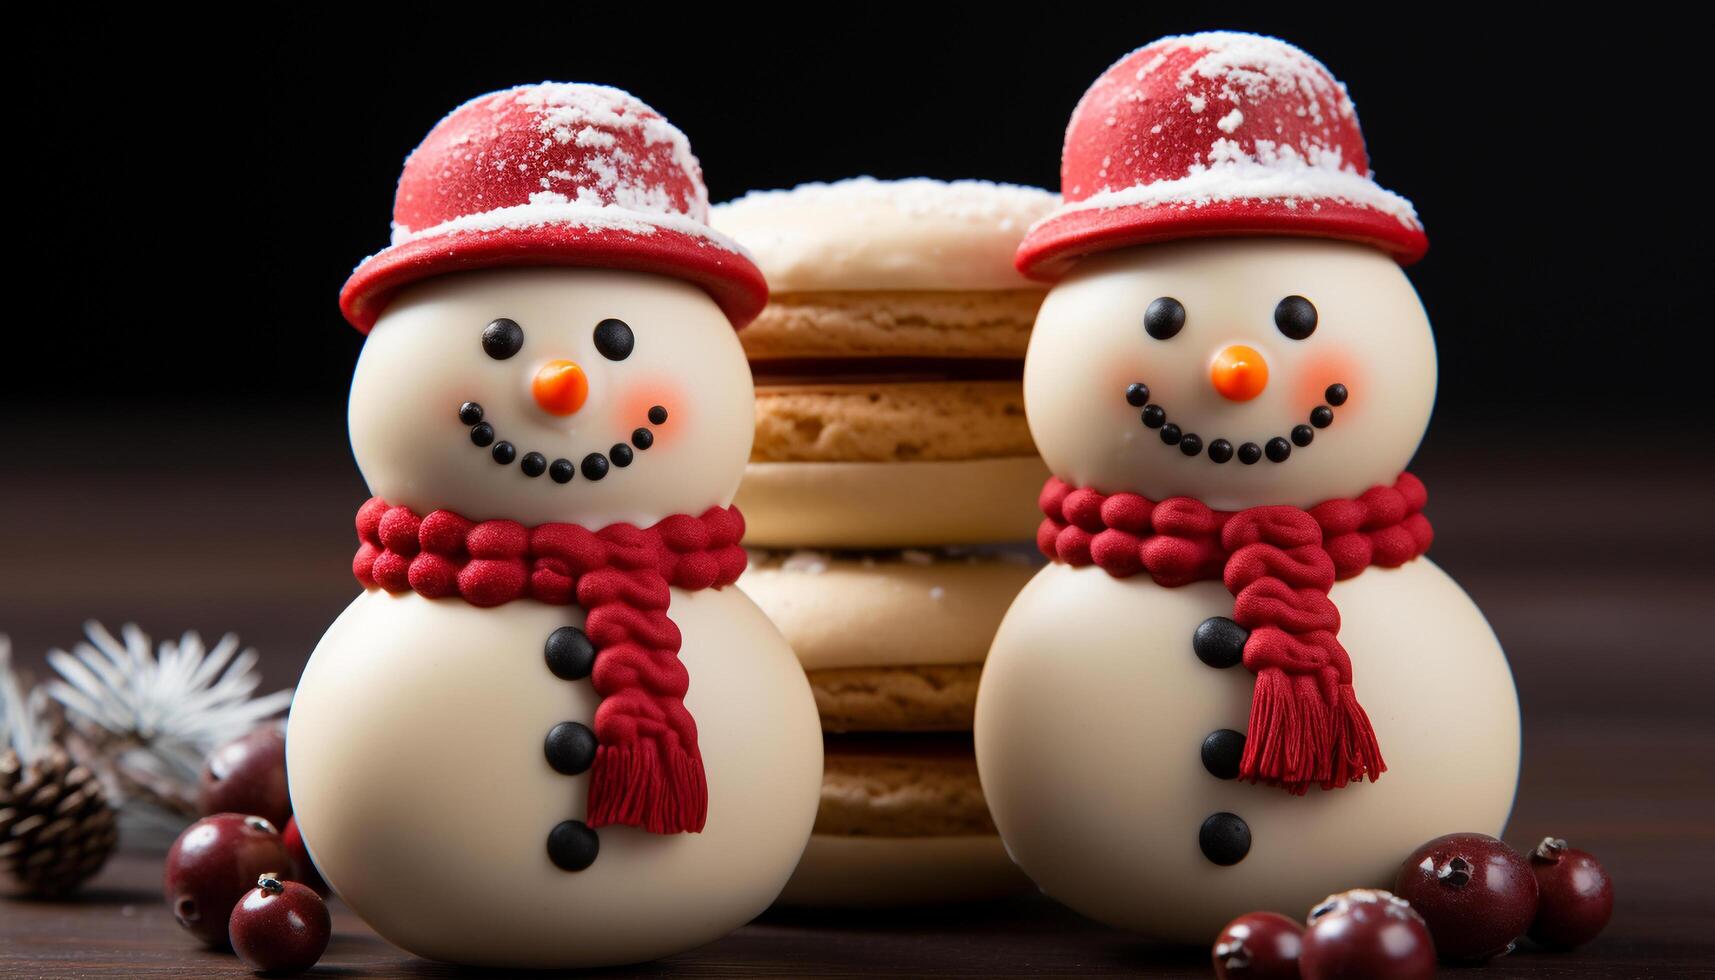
[1037, 473, 1432, 794]
[351, 497, 748, 834]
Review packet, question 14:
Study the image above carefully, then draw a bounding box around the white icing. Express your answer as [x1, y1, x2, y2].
[976, 559, 1519, 943]
[290, 588, 821, 966]
[1022, 238, 1435, 510]
[711, 177, 1057, 292]
[350, 267, 756, 528]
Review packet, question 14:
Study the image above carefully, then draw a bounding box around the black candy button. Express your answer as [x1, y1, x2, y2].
[1179, 433, 1203, 456]
[544, 627, 595, 680]
[1310, 406, 1334, 429]
[491, 441, 517, 465]
[544, 721, 597, 775]
[458, 401, 484, 425]
[470, 423, 495, 447]
[631, 427, 654, 450]
[1238, 442, 1262, 465]
[1193, 617, 1249, 669]
[549, 458, 575, 484]
[1325, 383, 1348, 406]
[1160, 423, 1182, 445]
[1200, 812, 1252, 866]
[1142, 405, 1166, 428]
[581, 453, 609, 481]
[482, 318, 524, 360]
[610, 444, 634, 467]
[1125, 382, 1150, 406]
[1265, 437, 1291, 462]
[1208, 438, 1234, 464]
[1201, 729, 1246, 780]
[1291, 425, 1314, 447]
[521, 451, 547, 477]
[546, 820, 599, 872]
[648, 405, 669, 425]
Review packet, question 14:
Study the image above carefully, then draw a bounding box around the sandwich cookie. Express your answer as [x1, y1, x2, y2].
[740, 549, 1037, 906]
[713, 178, 1057, 548]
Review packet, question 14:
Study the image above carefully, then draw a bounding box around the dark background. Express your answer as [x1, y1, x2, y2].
[5, 15, 1709, 682]
[12, 16, 1704, 432]
[2, 15, 1712, 976]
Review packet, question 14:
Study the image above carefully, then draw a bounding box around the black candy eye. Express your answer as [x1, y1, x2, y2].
[593, 318, 634, 361]
[482, 318, 524, 359]
[1144, 297, 1186, 340]
[1274, 295, 1317, 340]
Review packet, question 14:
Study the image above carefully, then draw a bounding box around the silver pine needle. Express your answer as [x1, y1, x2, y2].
[44, 621, 293, 787]
[1, 635, 53, 764]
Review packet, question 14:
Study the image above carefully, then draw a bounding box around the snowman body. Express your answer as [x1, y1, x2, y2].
[289, 268, 822, 967]
[980, 562, 1516, 942]
[974, 238, 1520, 942]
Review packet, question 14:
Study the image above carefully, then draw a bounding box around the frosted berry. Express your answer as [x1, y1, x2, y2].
[1528, 837, 1614, 949]
[1212, 911, 1302, 979]
[1300, 889, 1435, 980]
[229, 874, 331, 975]
[281, 816, 329, 896]
[1394, 831, 1537, 961]
[164, 814, 292, 948]
[198, 726, 290, 830]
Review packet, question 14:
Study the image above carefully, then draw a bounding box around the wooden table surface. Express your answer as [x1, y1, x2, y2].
[3, 421, 1713, 978]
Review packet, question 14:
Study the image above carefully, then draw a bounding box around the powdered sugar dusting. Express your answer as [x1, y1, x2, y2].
[366, 82, 757, 262]
[384, 191, 750, 252]
[1041, 32, 1420, 233]
[1051, 153, 1418, 228]
[716, 177, 1056, 231]
[711, 177, 1056, 291]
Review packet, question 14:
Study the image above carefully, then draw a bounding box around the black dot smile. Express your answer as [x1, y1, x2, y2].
[457, 401, 668, 484]
[1123, 383, 1346, 465]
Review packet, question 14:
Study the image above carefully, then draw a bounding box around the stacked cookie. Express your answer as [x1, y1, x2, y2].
[712, 178, 1055, 906]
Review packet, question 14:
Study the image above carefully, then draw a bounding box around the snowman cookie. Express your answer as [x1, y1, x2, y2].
[286, 84, 821, 968]
[973, 33, 1520, 943]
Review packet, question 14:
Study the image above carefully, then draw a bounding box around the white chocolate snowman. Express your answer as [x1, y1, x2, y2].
[974, 35, 1520, 943]
[287, 85, 820, 968]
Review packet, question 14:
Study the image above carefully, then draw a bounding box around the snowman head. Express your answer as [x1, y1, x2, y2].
[1025, 238, 1434, 509]
[336, 83, 767, 526]
[1017, 33, 1433, 509]
[350, 267, 754, 526]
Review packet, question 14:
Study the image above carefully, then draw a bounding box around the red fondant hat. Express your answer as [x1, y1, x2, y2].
[1017, 33, 1427, 280]
[340, 83, 767, 332]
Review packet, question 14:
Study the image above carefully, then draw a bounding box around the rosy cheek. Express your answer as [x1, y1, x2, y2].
[1295, 348, 1366, 414]
[617, 379, 686, 448]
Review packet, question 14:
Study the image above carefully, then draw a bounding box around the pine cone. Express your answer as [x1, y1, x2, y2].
[0, 746, 119, 897]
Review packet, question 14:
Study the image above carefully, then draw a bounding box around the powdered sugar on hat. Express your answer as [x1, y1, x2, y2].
[341, 83, 766, 332]
[1017, 32, 1427, 278]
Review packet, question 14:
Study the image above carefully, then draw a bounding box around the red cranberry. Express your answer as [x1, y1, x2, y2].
[1394, 831, 1538, 961]
[229, 874, 331, 975]
[1212, 911, 1302, 979]
[1528, 837, 1614, 949]
[199, 725, 291, 829]
[1299, 889, 1436, 980]
[281, 816, 330, 896]
[163, 814, 293, 947]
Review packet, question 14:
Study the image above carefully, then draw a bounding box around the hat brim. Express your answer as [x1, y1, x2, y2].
[1015, 197, 1428, 281]
[340, 223, 769, 333]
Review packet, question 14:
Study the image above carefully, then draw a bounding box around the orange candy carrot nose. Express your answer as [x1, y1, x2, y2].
[533, 359, 589, 416]
[1210, 345, 1269, 402]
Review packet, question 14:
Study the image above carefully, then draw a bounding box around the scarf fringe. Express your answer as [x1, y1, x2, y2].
[586, 743, 709, 835]
[1240, 673, 1387, 793]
